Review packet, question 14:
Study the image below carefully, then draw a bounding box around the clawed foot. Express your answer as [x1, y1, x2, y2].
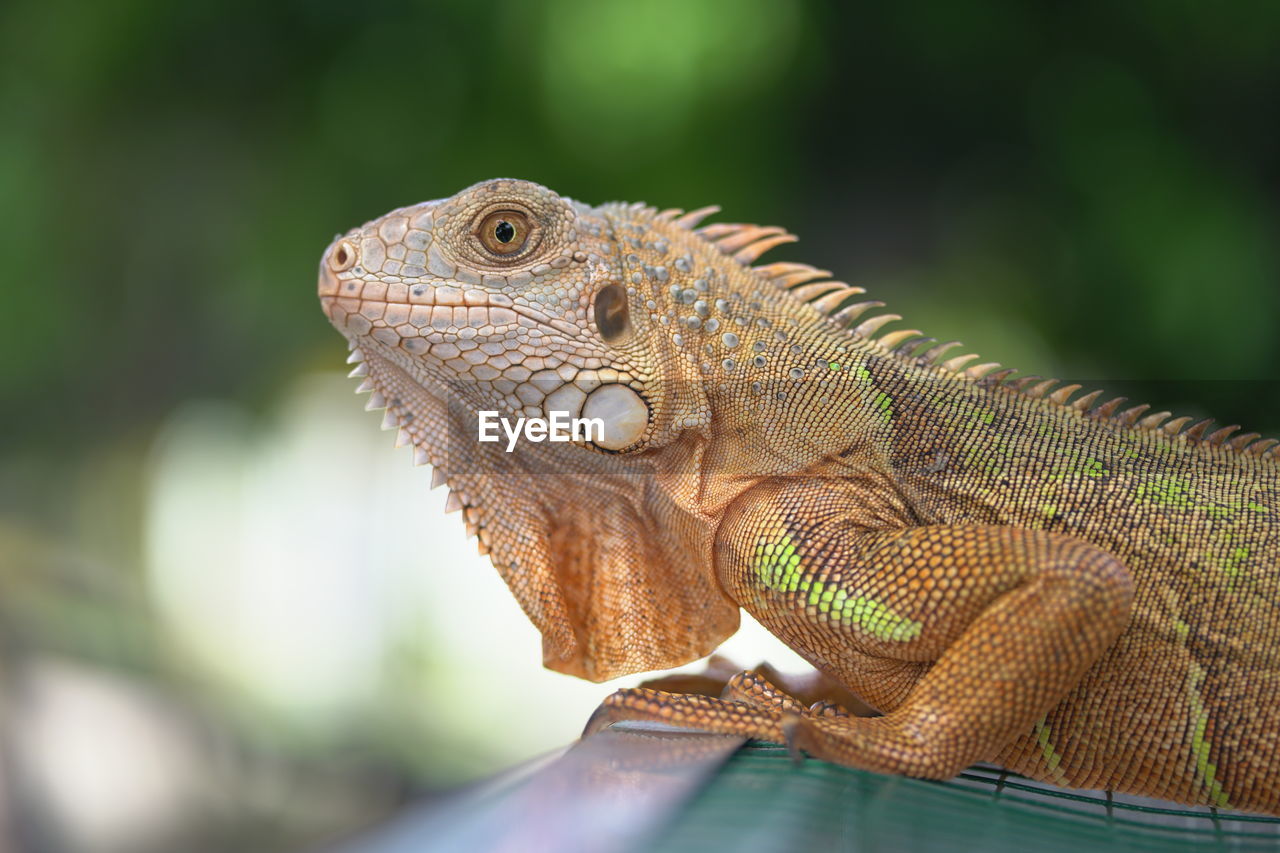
[583, 667, 861, 764]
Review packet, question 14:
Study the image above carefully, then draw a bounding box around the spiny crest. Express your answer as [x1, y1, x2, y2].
[650, 206, 795, 265]
[947, 373, 1279, 459]
[666, 209, 1279, 461]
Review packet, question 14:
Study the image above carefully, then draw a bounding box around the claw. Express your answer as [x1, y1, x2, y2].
[781, 709, 807, 765]
[581, 700, 619, 740]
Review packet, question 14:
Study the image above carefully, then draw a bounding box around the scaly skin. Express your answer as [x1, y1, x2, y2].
[318, 179, 1280, 813]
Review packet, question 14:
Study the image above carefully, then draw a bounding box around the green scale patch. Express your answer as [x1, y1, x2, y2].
[754, 535, 922, 642]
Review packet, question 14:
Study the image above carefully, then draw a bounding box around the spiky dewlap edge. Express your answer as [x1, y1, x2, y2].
[650, 204, 1278, 461]
[345, 343, 494, 555]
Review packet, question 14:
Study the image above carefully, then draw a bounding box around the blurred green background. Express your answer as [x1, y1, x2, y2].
[2, 1, 1278, 851]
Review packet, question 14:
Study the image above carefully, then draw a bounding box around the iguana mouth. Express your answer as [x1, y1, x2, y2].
[320, 277, 529, 343]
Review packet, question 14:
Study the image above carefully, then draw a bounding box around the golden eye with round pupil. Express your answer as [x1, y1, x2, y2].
[594, 282, 632, 345]
[478, 210, 530, 255]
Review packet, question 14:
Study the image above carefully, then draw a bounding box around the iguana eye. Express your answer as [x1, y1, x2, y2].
[477, 210, 531, 256]
[594, 282, 632, 345]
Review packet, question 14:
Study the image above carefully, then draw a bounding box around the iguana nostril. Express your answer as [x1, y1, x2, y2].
[328, 240, 357, 272]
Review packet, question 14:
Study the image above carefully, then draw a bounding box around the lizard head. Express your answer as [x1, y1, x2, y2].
[317, 179, 739, 681]
[319, 177, 712, 455]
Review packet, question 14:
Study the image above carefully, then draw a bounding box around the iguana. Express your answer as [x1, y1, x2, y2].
[317, 178, 1279, 813]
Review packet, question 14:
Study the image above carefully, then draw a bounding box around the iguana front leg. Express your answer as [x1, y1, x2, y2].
[589, 479, 1135, 779]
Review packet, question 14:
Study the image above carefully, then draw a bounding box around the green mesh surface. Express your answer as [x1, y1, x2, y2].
[654, 744, 1280, 853]
[345, 732, 1280, 852]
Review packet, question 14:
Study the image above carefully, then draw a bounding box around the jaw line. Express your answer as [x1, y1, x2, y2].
[321, 278, 584, 343]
